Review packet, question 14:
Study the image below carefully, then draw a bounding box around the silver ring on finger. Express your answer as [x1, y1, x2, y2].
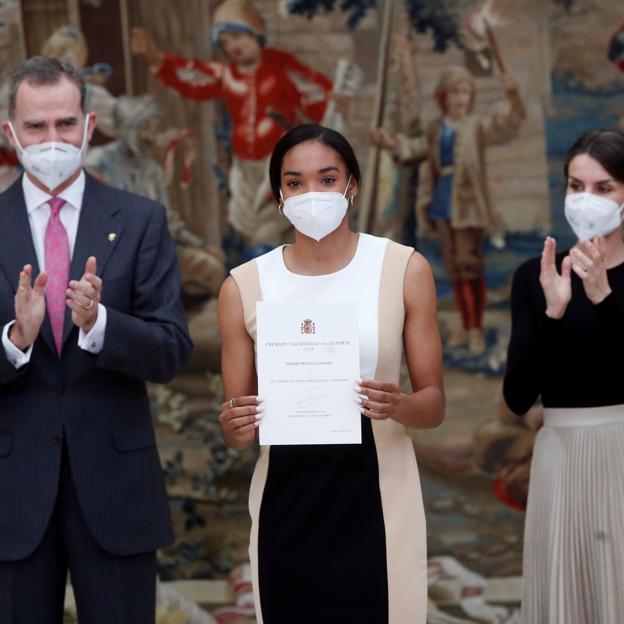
[229, 397, 237, 409]
[83, 298, 94, 310]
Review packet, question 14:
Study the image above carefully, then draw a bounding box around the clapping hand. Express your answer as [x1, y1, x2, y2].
[66, 256, 101, 333]
[540, 236, 572, 319]
[10, 264, 48, 350]
[569, 236, 611, 304]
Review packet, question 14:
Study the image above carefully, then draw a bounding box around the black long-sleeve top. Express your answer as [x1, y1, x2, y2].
[503, 252, 624, 415]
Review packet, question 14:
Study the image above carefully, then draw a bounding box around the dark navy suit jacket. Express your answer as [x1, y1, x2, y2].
[0, 173, 193, 561]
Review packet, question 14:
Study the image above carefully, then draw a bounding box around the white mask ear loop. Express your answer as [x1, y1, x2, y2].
[80, 113, 91, 153]
[278, 189, 285, 216]
[344, 174, 355, 207]
[343, 175, 352, 197]
[7, 121, 25, 153]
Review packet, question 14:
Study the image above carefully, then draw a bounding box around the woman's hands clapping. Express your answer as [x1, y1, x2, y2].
[540, 236, 611, 319]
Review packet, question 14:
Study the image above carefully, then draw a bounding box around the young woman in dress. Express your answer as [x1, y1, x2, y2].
[504, 128, 624, 623]
[217, 124, 445, 624]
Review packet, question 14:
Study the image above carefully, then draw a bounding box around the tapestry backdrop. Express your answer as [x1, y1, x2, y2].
[3, 0, 624, 621]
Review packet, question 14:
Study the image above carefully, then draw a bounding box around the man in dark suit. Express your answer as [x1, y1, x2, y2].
[0, 56, 193, 622]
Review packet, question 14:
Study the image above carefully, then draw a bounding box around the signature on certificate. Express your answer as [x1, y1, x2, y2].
[297, 386, 327, 408]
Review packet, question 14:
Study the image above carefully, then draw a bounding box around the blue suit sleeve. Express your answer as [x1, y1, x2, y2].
[0, 350, 26, 385]
[95, 204, 193, 383]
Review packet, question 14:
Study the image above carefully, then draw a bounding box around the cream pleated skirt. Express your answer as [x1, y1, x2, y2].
[522, 405, 624, 623]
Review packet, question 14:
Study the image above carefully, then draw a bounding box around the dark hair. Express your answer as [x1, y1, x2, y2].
[8, 56, 86, 119]
[564, 128, 624, 184]
[269, 124, 361, 201]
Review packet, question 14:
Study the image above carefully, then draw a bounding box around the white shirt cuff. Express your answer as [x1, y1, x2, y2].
[78, 304, 107, 354]
[2, 322, 33, 369]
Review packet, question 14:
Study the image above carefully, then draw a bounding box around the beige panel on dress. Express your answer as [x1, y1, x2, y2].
[372, 240, 428, 624]
[231, 259, 262, 344]
[230, 259, 267, 624]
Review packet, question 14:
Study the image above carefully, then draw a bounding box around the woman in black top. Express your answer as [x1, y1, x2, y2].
[504, 129, 624, 624]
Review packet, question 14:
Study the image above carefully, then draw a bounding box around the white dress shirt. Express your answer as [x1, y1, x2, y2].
[2, 171, 107, 367]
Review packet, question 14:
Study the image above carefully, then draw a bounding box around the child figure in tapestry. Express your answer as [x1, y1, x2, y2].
[84, 94, 225, 369]
[131, 0, 333, 254]
[372, 65, 525, 356]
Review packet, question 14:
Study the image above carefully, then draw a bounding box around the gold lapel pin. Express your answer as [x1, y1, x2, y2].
[108, 233, 117, 242]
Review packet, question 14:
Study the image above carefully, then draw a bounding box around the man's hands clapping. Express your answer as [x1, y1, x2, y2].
[9, 256, 102, 351]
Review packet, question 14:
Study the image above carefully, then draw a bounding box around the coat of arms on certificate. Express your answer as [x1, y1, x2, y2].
[300, 319, 316, 334]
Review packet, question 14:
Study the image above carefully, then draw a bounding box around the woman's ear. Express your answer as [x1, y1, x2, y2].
[348, 177, 359, 200]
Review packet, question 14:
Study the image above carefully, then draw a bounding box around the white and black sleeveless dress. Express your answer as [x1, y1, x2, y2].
[231, 233, 427, 624]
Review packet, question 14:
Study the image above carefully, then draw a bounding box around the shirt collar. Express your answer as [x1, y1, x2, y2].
[22, 169, 86, 215]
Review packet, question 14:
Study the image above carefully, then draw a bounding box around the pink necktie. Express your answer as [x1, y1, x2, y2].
[45, 197, 69, 355]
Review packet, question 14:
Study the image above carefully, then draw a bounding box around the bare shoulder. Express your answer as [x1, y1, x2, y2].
[218, 275, 241, 303]
[218, 276, 244, 328]
[405, 251, 434, 283]
[404, 251, 436, 307]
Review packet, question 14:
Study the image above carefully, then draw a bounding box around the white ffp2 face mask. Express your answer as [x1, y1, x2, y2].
[564, 192, 624, 241]
[281, 176, 352, 242]
[8, 115, 90, 191]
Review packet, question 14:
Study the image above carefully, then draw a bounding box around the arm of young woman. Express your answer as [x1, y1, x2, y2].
[358, 252, 445, 428]
[217, 276, 262, 450]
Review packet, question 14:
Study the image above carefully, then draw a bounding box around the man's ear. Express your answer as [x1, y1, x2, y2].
[85, 112, 97, 143]
[1, 121, 17, 149]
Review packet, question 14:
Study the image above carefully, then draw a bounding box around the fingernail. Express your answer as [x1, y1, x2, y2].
[255, 413, 263, 421]
[354, 397, 362, 405]
[354, 385, 362, 392]
[254, 420, 261, 428]
[256, 396, 263, 402]
[256, 405, 264, 413]
[357, 378, 363, 384]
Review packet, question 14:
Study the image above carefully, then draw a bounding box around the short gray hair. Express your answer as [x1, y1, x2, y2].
[7, 56, 86, 118]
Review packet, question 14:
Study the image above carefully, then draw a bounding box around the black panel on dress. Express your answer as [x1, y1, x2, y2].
[258, 415, 389, 623]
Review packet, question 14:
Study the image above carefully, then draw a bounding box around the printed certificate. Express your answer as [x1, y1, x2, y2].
[256, 300, 361, 445]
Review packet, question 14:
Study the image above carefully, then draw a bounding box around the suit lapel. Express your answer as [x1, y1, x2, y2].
[0, 177, 40, 285]
[62, 174, 123, 347]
